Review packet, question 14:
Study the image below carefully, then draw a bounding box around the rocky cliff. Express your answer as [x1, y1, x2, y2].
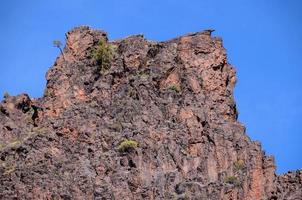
[0, 26, 301, 200]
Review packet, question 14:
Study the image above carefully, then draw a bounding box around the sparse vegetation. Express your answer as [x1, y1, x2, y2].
[168, 85, 181, 93]
[138, 71, 149, 79]
[9, 139, 22, 148]
[32, 127, 48, 134]
[0, 128, 49, 151]
[4, 165, 16, 175]
[3, 91, 10, 99]
[24, 107, 35, 124]
[109, 121, 123, 132]
[118, 139, 138, 152]
[234, 160, 245, 171]
[0, 138, 22, 150]
[173, 192, 190, 200]
[180, 193, 190, 200]
[93, 38, 116, 74]
[224, 176, 241, 186]
[53, 40, 65, 59]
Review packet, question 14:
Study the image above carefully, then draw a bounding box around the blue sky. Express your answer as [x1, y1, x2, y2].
[0, 0, 301, 174]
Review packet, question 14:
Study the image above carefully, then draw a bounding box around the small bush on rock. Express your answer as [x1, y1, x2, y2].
[93, 38, 116, 74]
[118, 139, 138, 152]
[234, 160, 245, 171]
[224, 176, 240, 186]
[168, 85, 181, 93]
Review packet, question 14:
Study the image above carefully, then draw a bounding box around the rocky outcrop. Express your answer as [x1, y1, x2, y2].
[270, 170, 302, 200]
[0, 26, 301, 200]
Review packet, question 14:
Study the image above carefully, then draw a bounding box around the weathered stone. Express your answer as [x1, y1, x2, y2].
[0, 26, 300, 200]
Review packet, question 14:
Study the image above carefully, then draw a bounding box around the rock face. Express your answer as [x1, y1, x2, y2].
[0, 26, 301, 200]
[272, 171, 302, 200]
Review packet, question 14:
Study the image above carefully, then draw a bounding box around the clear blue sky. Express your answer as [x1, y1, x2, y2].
[0, 0, 301, 174]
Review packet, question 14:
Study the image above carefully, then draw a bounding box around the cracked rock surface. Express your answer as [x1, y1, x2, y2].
[0, 26, 301, 200]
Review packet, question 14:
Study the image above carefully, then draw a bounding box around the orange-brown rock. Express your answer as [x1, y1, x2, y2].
[0, 26, 300, 200]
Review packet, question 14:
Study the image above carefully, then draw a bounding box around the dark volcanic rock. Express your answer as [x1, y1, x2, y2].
[0, 26, 301, 200]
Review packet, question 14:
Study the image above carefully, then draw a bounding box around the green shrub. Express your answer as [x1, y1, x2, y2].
[224, 176, 241, 186]
[234, 160, 245, 171]
[118, 139, 138, 152]
[93, 38, 116, 74]
[168, 85, 181, 93]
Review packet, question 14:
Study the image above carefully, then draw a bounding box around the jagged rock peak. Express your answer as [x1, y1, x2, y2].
[0, 26, 301, 200]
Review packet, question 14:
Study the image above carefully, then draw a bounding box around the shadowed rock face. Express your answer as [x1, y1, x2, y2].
[0, 26, 300, 200]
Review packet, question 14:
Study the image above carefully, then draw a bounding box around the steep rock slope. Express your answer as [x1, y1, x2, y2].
[0, 26, 300, 200]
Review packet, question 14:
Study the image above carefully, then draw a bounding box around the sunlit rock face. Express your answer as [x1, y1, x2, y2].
[0, 26, 300, 200]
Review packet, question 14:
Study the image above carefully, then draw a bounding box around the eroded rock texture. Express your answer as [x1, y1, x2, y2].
[0, 26, 301, 200]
